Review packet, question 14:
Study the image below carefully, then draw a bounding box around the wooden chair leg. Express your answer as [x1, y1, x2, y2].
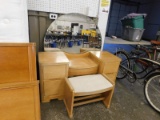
[64, 82, 74, 118]
[103, 88, 114, 108]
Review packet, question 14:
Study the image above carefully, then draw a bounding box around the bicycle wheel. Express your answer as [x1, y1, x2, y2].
[115, 51, 130, 79]
[130, 49, 150, 74]
[144, 73, 160, 112]
[126, 71, 137, 83]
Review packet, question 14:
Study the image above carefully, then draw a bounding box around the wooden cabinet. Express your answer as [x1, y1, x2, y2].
[38, 52, 69, 102]
[38, 51, 121, 103]
[0, 43, 40, 120]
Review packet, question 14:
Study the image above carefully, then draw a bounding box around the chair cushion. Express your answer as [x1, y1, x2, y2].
[68, 74, 113, 93]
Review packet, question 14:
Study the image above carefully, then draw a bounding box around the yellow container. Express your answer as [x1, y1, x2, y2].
[90, 30, 97, 37]
[81, 30, 91, 35]
[81, 30, 97, 37]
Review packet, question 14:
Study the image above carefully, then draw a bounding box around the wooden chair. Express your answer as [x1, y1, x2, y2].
[64, 52, 115, 118]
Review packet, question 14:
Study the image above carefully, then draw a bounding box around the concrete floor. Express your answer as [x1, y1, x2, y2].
[40, 79, 160, 120]
[41, 45, 160, 120]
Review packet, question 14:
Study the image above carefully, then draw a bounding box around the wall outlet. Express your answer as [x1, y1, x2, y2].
[49, 13, 58, 19]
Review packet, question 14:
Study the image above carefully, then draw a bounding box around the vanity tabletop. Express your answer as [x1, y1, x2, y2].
[38, 52, 69, 65]
[90, 51, 121, 62]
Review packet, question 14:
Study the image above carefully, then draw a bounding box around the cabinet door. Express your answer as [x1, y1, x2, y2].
[43, 79, 64, 96]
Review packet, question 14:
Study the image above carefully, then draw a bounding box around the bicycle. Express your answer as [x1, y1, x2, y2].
[115, 45, 151, 82]
[115, 48, 160, 112]
[116, 52, 160, 112]
[141, 58, 160, 113]
[132, 40, 160, 62]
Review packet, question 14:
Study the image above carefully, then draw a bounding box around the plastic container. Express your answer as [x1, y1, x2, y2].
[121, 16, 144, 29]
[51, 42, 57, 48]
[77, 41, 81, 46]
[68, 41, 73, 47]
[122, 27, 145, 42]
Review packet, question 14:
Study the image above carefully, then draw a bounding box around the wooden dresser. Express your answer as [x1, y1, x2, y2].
[38, 51, 121, 103]
[38, 52, 69, 102]
[0, 43, 40, 120]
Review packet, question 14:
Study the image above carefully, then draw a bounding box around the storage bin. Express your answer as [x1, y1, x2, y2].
[77, 40, 81, 46]
[121, 16, 144, 29]
[122, 27, 145, 42]
[68, 41, 73, 47]
[51, 42, 57, 48]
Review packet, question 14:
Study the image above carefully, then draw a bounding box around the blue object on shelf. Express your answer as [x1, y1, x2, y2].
[51, 42, 57, 48]
[68, 41, 73, 47]
[77, 40, 81, 46]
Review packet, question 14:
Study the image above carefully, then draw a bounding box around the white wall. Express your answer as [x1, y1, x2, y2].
[48, 13, 95, 32]
[27, 0, 99, 17]
[98, 0, 111, 50]
[0, 0, 29, 43]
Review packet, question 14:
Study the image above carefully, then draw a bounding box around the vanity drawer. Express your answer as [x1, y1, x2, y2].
[43, 79, 64, 96]
[42, 65, 68, 80]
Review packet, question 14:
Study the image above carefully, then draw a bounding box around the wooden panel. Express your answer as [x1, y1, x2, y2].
[0, 43, 36, 83]
[105, 73, 117, 83]
[90, 51, 121, 62]
[0, 81, 40, 120]
[69, 67, 98, 77]
[43, 79, 64, 96]
[103, 62, 120, 73]
[43, 65, 67, 79]
[65, 52, 99, 77]
[80, 48, 100, 53]
[38, 52, 69, 65]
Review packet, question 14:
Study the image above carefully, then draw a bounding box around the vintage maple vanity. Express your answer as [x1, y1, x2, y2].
[0, 43, 40, 120]
[38, 50, 121, 118]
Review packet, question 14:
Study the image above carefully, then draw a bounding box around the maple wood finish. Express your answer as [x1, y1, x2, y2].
[64, 52, 103, 77]
[0, 43, 40, 120]
[63, 51, 120, 118]
[90, 51, 121, 84]
[80, 48, 121, 84]
[0, 43, 37, 83]
[80, 48, 100, 53]
[0, 81, 40, 120]
[38, 52, 69, 102]
[38, 51, 121, 118]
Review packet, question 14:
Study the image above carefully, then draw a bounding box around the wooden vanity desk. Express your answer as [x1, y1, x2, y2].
[38, 51, 121, 102]
[38, 52, 69, 102]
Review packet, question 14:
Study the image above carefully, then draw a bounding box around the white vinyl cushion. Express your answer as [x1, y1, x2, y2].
[68, 74, 113, 93]
[0, 0, 29, 42]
